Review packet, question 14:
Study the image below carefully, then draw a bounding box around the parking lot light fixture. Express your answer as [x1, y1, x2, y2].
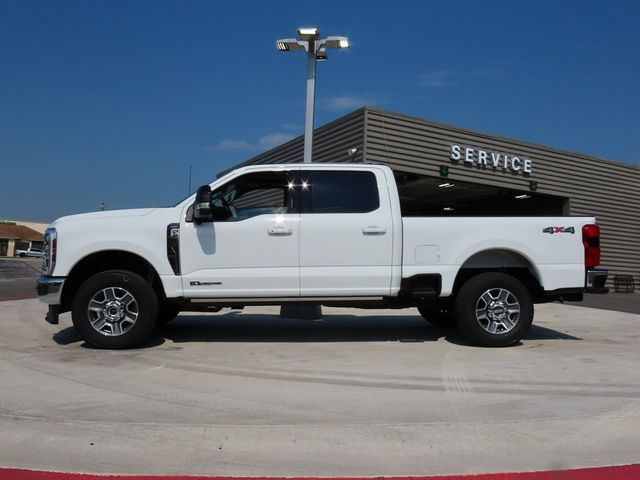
[326, 36, 350, 49]
[276, 27, 350, 163]
[276, 39, 302, 52]
[297, 27, 319, 36]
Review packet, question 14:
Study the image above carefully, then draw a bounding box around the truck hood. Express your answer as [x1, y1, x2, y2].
[48, 206, 182, 277]
[51, 208, 158, 227]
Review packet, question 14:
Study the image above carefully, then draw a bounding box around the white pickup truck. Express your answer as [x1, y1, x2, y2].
[38, 163, 607, 348]
[15, 247, 43, 258]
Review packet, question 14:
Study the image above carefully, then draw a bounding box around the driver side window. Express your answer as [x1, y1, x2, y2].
[212, 171, 295, 221]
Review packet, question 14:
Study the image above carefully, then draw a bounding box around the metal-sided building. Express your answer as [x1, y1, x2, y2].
[235, 107, 640, 288]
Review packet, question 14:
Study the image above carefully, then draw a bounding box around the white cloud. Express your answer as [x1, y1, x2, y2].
[420, 69, 456, 87]
[206, 132, 295, 152]
[420, 69, 503, 88]
[323, 96, 380, 112]
[281, 123, 303, 131]
[258, 133, 295, 149]
[208, 139, 254, 151]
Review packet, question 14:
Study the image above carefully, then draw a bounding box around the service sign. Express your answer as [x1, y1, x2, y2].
[450, 144, 533, 175]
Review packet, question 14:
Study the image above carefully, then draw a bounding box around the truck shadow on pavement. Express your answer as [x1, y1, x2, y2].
[52, 313, 581, 348]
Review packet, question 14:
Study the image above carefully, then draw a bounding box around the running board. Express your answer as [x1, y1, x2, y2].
[189, 296, 384, 305]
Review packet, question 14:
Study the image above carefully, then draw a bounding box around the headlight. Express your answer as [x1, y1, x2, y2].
[42, 227, 57, 276]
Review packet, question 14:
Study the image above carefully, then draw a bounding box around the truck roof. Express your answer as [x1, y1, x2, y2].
[217, 162, 387, 178]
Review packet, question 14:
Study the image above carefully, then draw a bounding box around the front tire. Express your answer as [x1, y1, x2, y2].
[455, 272, 533, 347]
[72, 270, 158, 349]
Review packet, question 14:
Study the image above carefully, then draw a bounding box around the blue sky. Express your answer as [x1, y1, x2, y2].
[1, 0, 639, 222]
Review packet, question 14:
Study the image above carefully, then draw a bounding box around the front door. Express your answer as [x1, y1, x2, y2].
[180, 169, 300, 298]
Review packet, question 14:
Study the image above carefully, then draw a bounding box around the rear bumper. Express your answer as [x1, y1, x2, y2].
[586, 268, 609, 294]
[37, 275, 65, 305]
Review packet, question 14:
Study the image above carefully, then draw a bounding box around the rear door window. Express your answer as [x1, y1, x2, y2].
[301, 171, 379, 214]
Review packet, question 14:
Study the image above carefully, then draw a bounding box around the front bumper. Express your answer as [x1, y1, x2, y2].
[37, 275, 66, 325]
[37, 275, 66, 305]
[586, 268, 609, 294]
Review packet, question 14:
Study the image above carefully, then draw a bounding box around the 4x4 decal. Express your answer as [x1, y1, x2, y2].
[543, 226, 575, 234]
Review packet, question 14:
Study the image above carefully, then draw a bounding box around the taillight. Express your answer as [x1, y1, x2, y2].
[582, 224, 601, 269]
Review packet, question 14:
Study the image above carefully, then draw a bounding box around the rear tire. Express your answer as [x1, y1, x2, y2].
[455, 272, 533, 347]
[72, 270, 158, 349]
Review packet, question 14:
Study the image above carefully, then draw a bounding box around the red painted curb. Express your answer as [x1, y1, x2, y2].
[1, 465, 639, 480]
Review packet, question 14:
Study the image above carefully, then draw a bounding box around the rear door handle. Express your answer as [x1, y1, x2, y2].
[268, 226, 293, 236]
[362, 226, 387, 235]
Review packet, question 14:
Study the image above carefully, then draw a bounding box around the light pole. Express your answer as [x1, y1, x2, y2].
[276, 28, 350, 320]
[276, 28, 350, 163]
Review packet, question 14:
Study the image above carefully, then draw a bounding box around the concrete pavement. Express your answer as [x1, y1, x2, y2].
[0, 299, 639, 476]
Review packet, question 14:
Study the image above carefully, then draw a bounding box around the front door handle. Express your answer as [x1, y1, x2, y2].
[268, 226, 293, 236]
[362, 226, 387, 235]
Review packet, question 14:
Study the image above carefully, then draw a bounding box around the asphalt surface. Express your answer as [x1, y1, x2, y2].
[0, 258, 40, 301]
[565, 291, 639, 315]
[0, 299, 639, 476]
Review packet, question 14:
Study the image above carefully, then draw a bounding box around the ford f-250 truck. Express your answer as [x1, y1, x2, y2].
[37, 163, 607, 349]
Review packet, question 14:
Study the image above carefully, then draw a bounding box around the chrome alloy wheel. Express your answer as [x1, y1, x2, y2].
[87, 287, 138, 337]
[475, 288, 521, 334]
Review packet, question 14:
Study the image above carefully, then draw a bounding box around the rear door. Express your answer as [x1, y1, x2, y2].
[299, 168, 394, 296]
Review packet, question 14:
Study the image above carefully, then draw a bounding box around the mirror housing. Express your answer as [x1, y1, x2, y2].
[193, 185, 213, 223]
